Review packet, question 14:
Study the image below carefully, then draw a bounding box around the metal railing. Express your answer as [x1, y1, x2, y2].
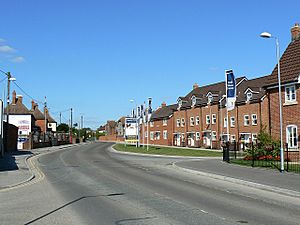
[223, 141, 300, 173]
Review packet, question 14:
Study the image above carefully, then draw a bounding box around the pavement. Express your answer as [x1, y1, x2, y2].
[175, 158, 300, 197]
[1, 142, 299, 198]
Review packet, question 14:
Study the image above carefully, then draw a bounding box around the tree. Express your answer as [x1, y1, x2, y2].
[57, 123, 70, 133]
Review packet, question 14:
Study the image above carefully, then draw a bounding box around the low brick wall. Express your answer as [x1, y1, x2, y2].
[99, 135, 124, 142]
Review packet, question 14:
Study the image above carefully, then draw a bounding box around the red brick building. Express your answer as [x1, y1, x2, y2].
[144, 103, 176, 146]
[265, 23, 300, 150]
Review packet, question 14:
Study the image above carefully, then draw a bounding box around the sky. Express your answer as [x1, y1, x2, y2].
[0, 0, 299, 129]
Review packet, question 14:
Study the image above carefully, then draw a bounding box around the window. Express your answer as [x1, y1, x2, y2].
[190, 117, 195, 126]
[150, 121, 154, 127]
[163, 119, 167, 126]
[230, 116, 235, 127]
[145, 132, 148, 138]
[246, 92, 252, 101]
[231, 135, 236, 143]
[191, 96, 197, 107]
[176, 119, 180, 127]
[212, 131, 217, 140]
[286, 125, 298, 148]
[195, 116, 200, 125]
[252, 133, 258, 143]
[244, 115, 250, 126]
[156, 131, 160, 140]
[163, 130, 168, 140]
[224, 117, 228, 128]
[178, 99, 183, 109]
[251, 114, 258, 125]
[196, 132, 200, 141]
[212, 114, 217, 124]
[285, 85, 296, 103]
[150, 132, 154, 140]
[181, 118, 185, 127]
[206, 115, 211, 125]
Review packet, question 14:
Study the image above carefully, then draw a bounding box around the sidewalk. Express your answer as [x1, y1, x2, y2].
[0, 151, 33, 189]
[175, 158, 300, 195]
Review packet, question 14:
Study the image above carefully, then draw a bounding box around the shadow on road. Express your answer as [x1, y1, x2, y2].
[24, 193, 125, 225]
[0, 151, 32, 172]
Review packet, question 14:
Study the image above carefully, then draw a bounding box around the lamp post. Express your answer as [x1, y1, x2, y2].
[260, 31, 284, 172]
[5, 72, 16, 152]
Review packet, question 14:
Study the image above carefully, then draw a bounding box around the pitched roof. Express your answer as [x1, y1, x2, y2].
[182, 76, 246, 107]
[151, 104, 177, 121]
[30, 104, 45, 120]
[236, 75, 270, 104]
[266, 37, 300, 86]
[5, 96, 31, 115]
[45, 109, 56, 123]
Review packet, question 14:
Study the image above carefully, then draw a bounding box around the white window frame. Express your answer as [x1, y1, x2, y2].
[224, 117, 228, 128]
[244, 115, 250, 126]
[150, 132, 154, 140]
[195, 116, 200, 125]
[163, 130, 168, 140]
[181, 118, 185, 127]
[156, 131, 160, 140]
[252, 133, 258, 143]
[206, 115, 211, 125]
[212, 114, 217, 124]
[176, 119, 180, 127]
[231, 135, 236, 143]
[163, 119, 167, 126]
[145, 132, 148, 138]
[190, 117, 195, 126]
[212, 131, 217, 140]
[150, 121, 154, 127]
[251, 114, 258, 126]
[196, 132, 200, 141]
[230, 116, 235, 127]
[286, 125, 298, 149]
[285, 85, 296, 103]
[246, 92, 252, 101]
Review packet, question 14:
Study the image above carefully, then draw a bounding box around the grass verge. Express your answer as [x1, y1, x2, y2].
[113, 144, 222, 157]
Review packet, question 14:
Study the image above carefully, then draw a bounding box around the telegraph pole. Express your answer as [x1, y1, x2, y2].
[5, 72, 11, 152]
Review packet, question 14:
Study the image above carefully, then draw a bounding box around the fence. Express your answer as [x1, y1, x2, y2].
[223, 142, 300, 173]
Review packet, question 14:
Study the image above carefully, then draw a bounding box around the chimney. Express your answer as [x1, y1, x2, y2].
[161, 101, 167, 108]
[12, 90, 17, 104]
[31, 100, 35, 110]
[193, 83, 199, 90]
[291, 23, 300, 41]
[17, 95, 23, 104]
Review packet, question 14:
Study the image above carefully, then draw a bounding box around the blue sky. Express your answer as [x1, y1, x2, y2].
[0, 0, 299, 129]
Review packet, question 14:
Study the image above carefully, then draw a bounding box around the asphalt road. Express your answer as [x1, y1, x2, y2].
[1, 142, 300, 225]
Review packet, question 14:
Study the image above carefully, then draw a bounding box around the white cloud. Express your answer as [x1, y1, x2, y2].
[0, 45, 16, 53]
[0, 38, 5, 43]
[11, 56, 25, 63]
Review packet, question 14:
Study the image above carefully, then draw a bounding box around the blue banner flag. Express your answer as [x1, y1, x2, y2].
[226, 70, 236, 111]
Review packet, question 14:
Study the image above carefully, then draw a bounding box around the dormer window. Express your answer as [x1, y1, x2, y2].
[178, 99, 183, 109]
[208, 94, 213, 104]
[246, 92, 252, 102]
[191, 96, 197, 107]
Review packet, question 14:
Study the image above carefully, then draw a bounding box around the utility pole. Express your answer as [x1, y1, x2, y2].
[5, 72, 11, 152]
[59, 112, 61, 124]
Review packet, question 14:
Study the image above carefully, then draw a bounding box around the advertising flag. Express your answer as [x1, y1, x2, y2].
[225, 70, 236, 111]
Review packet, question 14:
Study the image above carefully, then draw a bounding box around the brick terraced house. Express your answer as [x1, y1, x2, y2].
[265, 23, 300, 151]
[144, 103, 177, 146]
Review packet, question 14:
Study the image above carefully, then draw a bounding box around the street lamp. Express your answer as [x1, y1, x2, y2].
[260, 31, 284, 172]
